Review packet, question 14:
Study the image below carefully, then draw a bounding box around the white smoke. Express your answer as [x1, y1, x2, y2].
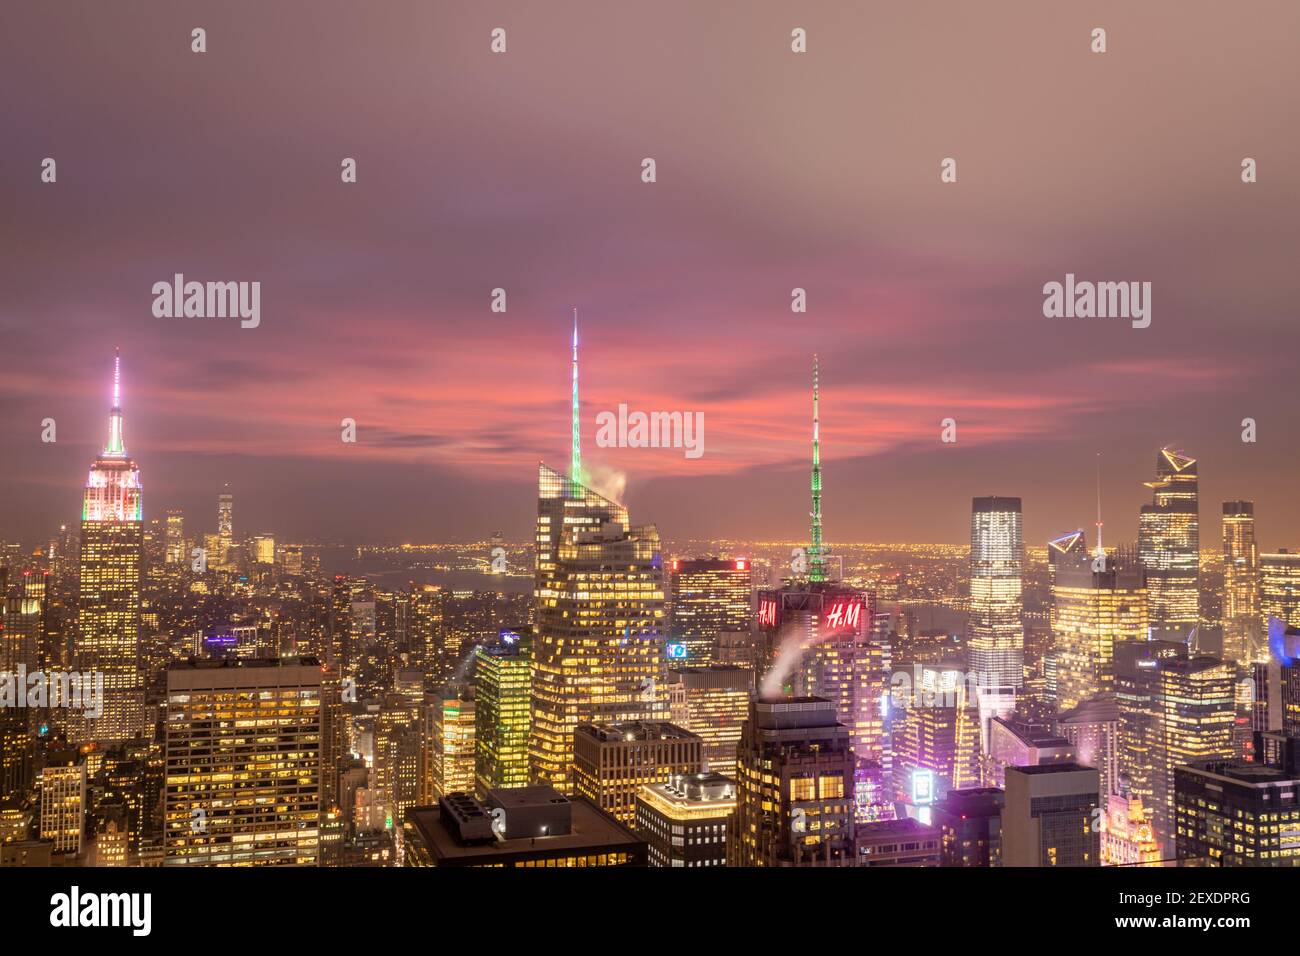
[759, 623, 814, 699]
[585, 462, 627, 503]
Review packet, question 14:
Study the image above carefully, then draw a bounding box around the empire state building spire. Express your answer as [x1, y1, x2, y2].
[570, 308, 582, 498]
[809, 355, 825, 583]
[106, 348, 125, 456]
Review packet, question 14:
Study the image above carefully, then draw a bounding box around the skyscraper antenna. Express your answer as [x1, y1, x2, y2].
[570, 309, 581, 498]
[809, 355, 825, 583]
[1095, 452, 1104, 557]
[113, 348, 121, 409]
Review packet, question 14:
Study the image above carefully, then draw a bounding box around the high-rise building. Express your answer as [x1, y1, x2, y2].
[474, 631, 532, 796]
[1002, 763, 1101, 867]
[1150, 656, 1236, 850]
[1138, 448, 1199, 639]
[854, 818, 943, 867]
[891, 662, 982, 801]
[403, 786, 647, 867]
[77, 353, 145, 742]
[1222, 501, 1261, 664]
[634, 771, 735, 867]
[985, 717, 1076, 790]
[163, 658, 322, 866]
[1113, 639, 1188, 851]
[728, 697, 857, 867]
[1260, 551, 1300, 631]
[1046, 530, 1087, 631]
[1051, 554, 1147, 712]
[164, 509, 184, 565]
[1174, 732, 1300, 866]
[1057, 695, 1120, 799]
[758, 583, 883, 767]
[931, 787, 1003, 867]
[573, 721, 703, 824]
[39, 750, 86, 857]
[666, 664, 752, 777]
[216, 486, 233, 567]
[1099, 787, 1160, 866]
[529, 320, 667, 793]
[967, 496, 1024, 692]
[429, 689, 476, 800]
[667, 558, 753, 664]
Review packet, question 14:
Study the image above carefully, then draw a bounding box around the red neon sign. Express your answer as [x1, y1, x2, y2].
[822, 600, 862, 631]
[758, 599, 778, 628]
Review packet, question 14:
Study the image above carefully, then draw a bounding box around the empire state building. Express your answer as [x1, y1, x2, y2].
[76, 353, 145, 742]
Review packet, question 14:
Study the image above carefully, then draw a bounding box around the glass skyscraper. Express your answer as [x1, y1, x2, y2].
[1138, 448, 1199, 640]
[966, 496, 1024, 690]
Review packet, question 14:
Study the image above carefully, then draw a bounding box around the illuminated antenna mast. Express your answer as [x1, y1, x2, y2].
[1095, 452, 1104, 567]
[106, 348, 125, 456]
[570, 309, 581, 498]
[809, 355, 825, 583]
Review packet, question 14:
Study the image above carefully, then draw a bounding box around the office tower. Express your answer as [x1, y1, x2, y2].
[282, 544, 303, 576]
[1149, 657, 1235, 850]
[1138, 448, 1199, 639]
[891, 663, 982, 801]
[1099, 787, 1160, 866]
[319, 664, 346, 818]
[1113, 639, 1188, 851]
[573, 721, 703, 824]
[163, 509, 184, 565]
[728, 697, 857, 867]
[1174, 732, 1300, 866]
[249, 534, 274, 565]
[429, 689, 476, 800]
[1274, 622, 1300, 737]
[666, 664, 752, 777]
[90, 804, 131, 867]
[77, 353, 145, 743]
[1222, 501, 1261, 664]
[0, 711, 30, 802]
[474, 631, 533, 795]
[369, 694, 418, 831]
[967, 498, 1023, 753]
[1057, 695, 1120, 799]
[931, 787, 1003, 867]
[1260, 551, 1300, 631]
[216, 486, 233, 566]
[634, 771, 735, 867]
[39, 750, 86, 856]
[855, 818, 942, 866]
[759, 588, 883, 768]
[407, 583, 443, 668]
[668, 558, 753, 664]
[163, 658, 322, 866]
[2, 570, 45, 673]
[403, 786, 647, 867]
[530, 324, 666, 792]
[1001, 763, 1101, 866]
[1051, 553, 1147, 712]
[985, 718, 1076, 789]
[1047, 530, 1087, 630]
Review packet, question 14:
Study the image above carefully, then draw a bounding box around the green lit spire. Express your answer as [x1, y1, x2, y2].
[809, 355, 825, 582]
[570, 309, 581, 498]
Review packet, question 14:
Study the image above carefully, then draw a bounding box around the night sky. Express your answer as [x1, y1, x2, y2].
[3, 1, 1298, 548]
